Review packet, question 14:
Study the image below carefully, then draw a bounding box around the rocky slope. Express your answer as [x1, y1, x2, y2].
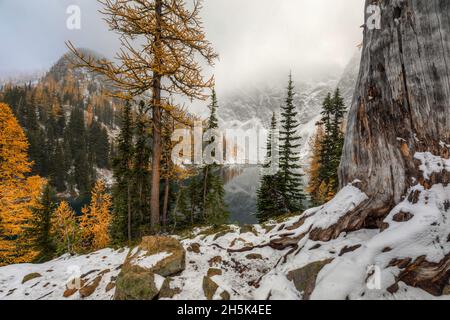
[1, 151, 448, 300]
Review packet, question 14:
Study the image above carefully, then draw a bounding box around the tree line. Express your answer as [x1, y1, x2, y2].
[257, 76, 346, 222]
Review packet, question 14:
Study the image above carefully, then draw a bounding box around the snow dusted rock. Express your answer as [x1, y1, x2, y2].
[114, 236, 185, 300]
[127, 236, 185, 277]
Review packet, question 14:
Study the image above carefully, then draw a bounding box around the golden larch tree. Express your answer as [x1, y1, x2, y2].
[306, 124, 325, 206]
[0, 103, 46, 265]
[80, 180, 112, 251]
[52, 201, 79, 255]
[67, 0, 218, 231]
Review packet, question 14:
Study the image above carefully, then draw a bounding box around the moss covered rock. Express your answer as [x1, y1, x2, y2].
[114, 265, 160, 300]
[287, 259, 333, 300]
[22, 273, 42, 284]
[127, 236, 185, 277]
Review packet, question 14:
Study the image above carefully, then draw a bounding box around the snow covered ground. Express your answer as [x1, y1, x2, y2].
[1, 152, 448, 300]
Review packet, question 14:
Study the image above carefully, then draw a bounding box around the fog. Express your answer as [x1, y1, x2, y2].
[0, 0, 364, 93]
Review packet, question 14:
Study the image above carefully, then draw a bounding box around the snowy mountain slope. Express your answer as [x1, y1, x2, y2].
[1, 151, 448, 300]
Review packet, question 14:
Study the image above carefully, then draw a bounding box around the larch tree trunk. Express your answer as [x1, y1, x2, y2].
[314, 0, 450, 240]
[150, 0, 163, 231]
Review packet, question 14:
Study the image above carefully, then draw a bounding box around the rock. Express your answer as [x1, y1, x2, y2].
[443, 285, 450, 295]
[202, 276, 219, 300]
[115, 266, 161, 300]
[105, 281, 115, 292]
[220, 290, 230, 300]
[287, 259, 333, 300]
[159, 277, 181, 299]
[63, 287, 78, 298]
[22, 273, 42, 284]
[245, 253, 263, 260]
[208, 256, 222, 267]
[387, 283, 399, 294]
[187, 243, 201, 254]
[128, 236, 186, 277]
[213, 230, 230, 241]
[338, 244, 362, 256]
[115, 236, 186, 300]
[80, 276, 102, 298]
[207, 268, 222, 277]
[309, 244, 322, 250]
[240, 225, 257, 236]
[393, 211, 414, 222]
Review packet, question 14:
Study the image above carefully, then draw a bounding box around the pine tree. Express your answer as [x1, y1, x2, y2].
[28, 184, 57, 262]
[128, 103, 152, 237]
[80, 180, 112, 252]
[278, 74, 305, 213]
[257, 113, 285, 222]
[111, 102, 134, 244]
[317, 88, 346, 200]
[0, 103, 47, 265]
[52, 201, 79, 255]
[201, 89, 229, 226]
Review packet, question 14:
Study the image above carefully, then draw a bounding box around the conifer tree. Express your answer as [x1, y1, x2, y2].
[111, 102, 134, 244]
[256, 113, 284, 222]
[68, 0, 218, 232]
[201, 89, 229, 226]
[317, 88, 346, 200]
[28, 184, 57, 262]
[278, 74, 305, 213]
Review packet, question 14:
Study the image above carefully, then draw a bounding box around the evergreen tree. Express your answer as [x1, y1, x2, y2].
[317, 88, 346, 200]
[66, 107, 93, 196]
[28, 184, 57, 262]
[131, 103, 152, 235]
[278, 74, 305, 213]
[257, 113, 285, 222]
[201, 89, 229, 226]
[111, 102, 134, 244]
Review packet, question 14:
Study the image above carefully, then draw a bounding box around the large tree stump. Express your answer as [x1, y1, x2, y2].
[339, 0, 450, 223]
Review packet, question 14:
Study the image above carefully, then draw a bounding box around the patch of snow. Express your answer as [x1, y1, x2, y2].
[131, 251, 172, 269]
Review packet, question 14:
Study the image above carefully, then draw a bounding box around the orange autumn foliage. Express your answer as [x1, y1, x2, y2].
[0, 103, 46, 266]
[80, 180, 112, 251]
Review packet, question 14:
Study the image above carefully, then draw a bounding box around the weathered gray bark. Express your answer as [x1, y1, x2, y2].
[339, 0, 450, 221]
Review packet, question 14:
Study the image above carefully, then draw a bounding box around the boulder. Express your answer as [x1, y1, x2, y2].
[114, 236, 186, 300]
[129, 236, 185, 277]
[245, 253, 263, 260]
[114, 266, 160, 300]
[207, 268, 222, 277]
[202, 276, 219, 300]
[287, 259, 333, 300]
[159, 277, 181, 299]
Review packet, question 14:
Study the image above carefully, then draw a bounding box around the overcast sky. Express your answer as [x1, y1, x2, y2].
[0, 0, 364, 93]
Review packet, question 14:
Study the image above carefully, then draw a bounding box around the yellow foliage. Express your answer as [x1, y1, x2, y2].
[52, 201, 79, 255]
[306, 125, 325, 205]
[0, 103, 46, 265]
[80, 180, 112, 251]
